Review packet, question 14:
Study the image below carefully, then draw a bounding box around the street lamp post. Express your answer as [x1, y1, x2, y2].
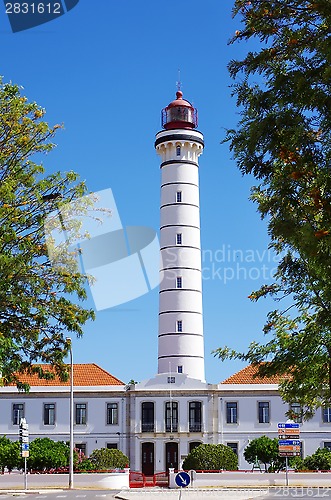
[66, 337, 74, 489]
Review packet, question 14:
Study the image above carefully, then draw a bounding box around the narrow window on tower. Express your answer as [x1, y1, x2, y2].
[176, 277, 182, 289]
[177, 320, 183, 333]
[176, 145, 181, 156]
[176, 233, 182, 245]
[176, 191, 182, 203]
[178, 366, 183, 373]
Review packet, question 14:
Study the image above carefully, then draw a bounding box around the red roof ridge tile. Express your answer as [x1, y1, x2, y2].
[221, 363, 286, 385]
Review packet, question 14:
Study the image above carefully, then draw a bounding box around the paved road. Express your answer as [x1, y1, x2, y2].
[0, 487, 331, 499]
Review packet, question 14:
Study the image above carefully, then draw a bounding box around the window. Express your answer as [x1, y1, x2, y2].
[258, 401, 270, 424]
[75, 403, 87, 425]
[177, 320, 183, 333]
[324, 442, 331, 451]
[177, 366, 183, 373]
[167, 376, 175, 383]
[189, 401, 202, 432]
[176, 191, 182, 203]
[107, 403, 118, 425]
[44, 403, 55, 425]
[176, 277, 182, 289]
[226, 402, 238, 424]
[75, 443, 87, 456]
[13, 404, 24, 425]
[165, 401, 178, 432]
[176, 146, 181, 156]
[227, 442, 238, 456]
[142, 402, 154, 432]
[323, 407, 331, 423]
[189, 442, 201, 453]
[106, 443, 118, 449]
[289, 403, 302, 423]
[176, 233, 182, 245]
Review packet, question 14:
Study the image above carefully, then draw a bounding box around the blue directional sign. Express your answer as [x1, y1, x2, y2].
[21, 443, 29, 451]
[279, 440, 301, 446]
[278, 423, 300, 429]
[175, 471, 191, 488]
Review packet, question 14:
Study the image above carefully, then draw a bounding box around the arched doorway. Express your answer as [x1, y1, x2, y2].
[142, 442, 154, 475]
[165, 441, 178, 471]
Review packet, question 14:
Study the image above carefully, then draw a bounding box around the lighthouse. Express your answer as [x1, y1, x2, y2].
[155, 90, 205, 382]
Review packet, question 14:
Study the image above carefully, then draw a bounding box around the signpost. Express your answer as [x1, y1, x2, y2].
[19, 418, 29, 490]
[278, 422, 300, 487]
[175, 472, 190, 499]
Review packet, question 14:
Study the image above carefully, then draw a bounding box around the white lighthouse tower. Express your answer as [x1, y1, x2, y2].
[155, 90, 205, 382]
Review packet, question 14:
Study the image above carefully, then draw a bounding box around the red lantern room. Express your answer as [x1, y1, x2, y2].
[161, 91, 198, 130]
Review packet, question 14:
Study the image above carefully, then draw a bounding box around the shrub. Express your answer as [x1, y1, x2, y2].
[182, 444, 238, 471]
[244, 436, 279, 472]
[89, 448, 129, 470]
[0, 436, 20, 472]
[28, 438, 69, 471]
[303, 448, 331, 471]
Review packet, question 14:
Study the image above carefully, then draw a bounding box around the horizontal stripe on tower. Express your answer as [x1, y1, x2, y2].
[159, 310, 202, 315]
[160, 202, 199, 209]
[160, 245, 201, 251]
[160, 224, 200, 230]
[159, 289, 202, 294]
[161, 181, 199, 188]
[160, 159, 199, 168]
[155, 134, 204, 148]
[160, 267, 201, 272]
[158, 332, 203, 338]
[158, 355, 204, 360]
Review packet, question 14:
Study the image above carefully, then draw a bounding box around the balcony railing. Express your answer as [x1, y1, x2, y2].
[165, 423, 178, 433]
[189, 422, 202, 432]
[142, 422, 155, 433]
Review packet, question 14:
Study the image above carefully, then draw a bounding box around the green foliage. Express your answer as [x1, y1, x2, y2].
[0, 436, 20, 472]
[0, 78, 95, 388]
[303, 448, 331, 471]
[215, 1, 331, 419]
[289, 455, 305, 472]
[244, 436, 279, 471]
[89, 448, 129, 470]
[182, 444, 238, 471]
[27, 438, 69, 471]
[74, 450, 94, 471]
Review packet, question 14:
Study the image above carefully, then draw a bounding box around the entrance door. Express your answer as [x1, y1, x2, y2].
[165, 442, 178, 471]
[142, 442, 154, 475]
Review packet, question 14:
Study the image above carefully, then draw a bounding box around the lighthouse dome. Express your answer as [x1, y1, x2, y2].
[161, 91, 198, 130]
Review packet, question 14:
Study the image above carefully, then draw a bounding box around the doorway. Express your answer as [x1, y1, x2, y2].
[165, 441, 178, 471]
[142, 442, 154, 475]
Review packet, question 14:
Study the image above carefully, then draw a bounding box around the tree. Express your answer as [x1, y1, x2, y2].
[244, 436, 279, 471]
[0, 78, 95, 388]
[27, 438, 69, 471]
[214, 1, 331, 419]
[89, 448, 129, 470]
[182, 444, 238, 471]
[0, 436, 20, 473]
[303, 447, 331, 471]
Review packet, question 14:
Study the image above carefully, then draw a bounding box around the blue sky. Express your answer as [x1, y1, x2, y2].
[1, 0, 278, 384]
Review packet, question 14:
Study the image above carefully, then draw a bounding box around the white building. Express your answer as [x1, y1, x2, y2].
[1, 91, 331, 473]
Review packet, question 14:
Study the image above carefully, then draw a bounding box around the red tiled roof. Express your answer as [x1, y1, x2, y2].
[222, 364, 285, 385]
[8, 364, 124, 387]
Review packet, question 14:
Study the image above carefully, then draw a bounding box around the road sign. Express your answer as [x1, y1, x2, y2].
[278, 422, 300, 439]
[21, 443, 29, 451]
[21, 450, 29, 458]
[175, 472, 191, 488]
[278, 439, 301, 457]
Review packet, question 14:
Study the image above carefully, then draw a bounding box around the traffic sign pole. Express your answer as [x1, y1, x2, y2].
[19, 418, 29, 490]
[278, 422, 301, 487]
